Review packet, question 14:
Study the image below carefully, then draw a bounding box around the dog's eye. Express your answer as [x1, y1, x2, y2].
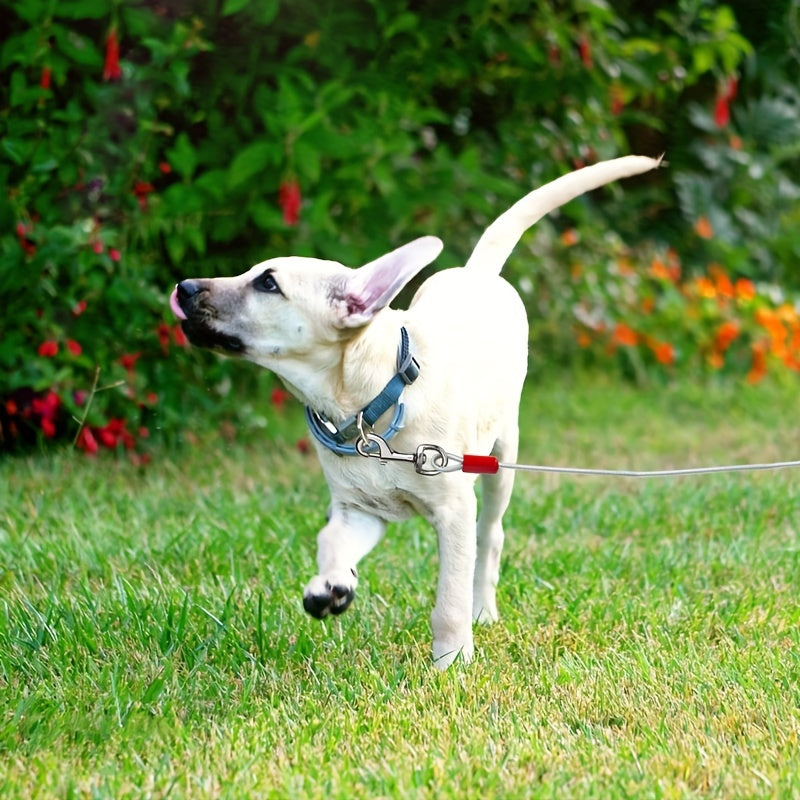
[253, 269, 282, 295]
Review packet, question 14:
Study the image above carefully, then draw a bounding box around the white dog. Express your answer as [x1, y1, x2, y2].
[170, 155, 661, 667]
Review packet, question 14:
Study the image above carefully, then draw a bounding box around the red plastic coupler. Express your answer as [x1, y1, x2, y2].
[461, 454, 500, 474]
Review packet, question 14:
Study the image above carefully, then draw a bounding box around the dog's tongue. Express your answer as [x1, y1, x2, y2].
[169, 286, 187, 320]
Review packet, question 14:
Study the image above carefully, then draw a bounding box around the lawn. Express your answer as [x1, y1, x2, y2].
[1, 374, 800, 799]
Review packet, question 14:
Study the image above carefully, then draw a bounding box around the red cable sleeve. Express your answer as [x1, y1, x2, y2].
[461, 454, 500, 474]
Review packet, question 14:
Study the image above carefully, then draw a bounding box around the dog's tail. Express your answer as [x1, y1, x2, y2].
[464, 155, 663, 275]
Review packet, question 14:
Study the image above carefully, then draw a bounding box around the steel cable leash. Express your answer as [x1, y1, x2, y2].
[354, 413, 800, 479]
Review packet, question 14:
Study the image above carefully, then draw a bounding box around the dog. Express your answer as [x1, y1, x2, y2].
[170, 155, 661, 668]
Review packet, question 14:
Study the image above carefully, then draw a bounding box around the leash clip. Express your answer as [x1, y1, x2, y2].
[355, 413, 461, 475]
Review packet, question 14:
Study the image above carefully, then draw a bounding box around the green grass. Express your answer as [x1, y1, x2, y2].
[2, 374, 800, 798]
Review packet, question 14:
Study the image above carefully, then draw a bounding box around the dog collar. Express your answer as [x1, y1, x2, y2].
[304, 326, 419, 456]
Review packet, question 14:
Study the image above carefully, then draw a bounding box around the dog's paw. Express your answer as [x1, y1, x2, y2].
[432, 637, 475, 670]
[303, 571, 356, 619]
[472, 598, 499, 625]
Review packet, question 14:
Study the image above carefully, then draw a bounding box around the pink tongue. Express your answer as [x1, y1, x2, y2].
[169, 287, 187, 320]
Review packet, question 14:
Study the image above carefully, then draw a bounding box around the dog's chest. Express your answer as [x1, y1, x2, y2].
[321, 457, 433, 521]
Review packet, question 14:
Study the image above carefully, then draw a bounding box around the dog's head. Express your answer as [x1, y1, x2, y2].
[169, 237, 442, 371]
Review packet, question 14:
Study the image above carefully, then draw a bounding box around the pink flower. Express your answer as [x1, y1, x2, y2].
[109, 248, 121, 262]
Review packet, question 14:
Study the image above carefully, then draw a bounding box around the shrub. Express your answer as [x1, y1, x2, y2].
[0, 0, 782, 453]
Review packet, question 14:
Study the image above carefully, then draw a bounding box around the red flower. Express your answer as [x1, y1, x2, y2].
[714, 95, 730, 128]
[16, 221, 36, 256]
[172, 324, 187, 347]
[714, 76, 738, 128]
[109, 248, 121, 262]
[38, 340, 58, 357]
[159, 161, 172, 174]
[72, 299, 87, 316]
[578, 36, 593, 68]
[296, 437, 310, 454]
[279, 179, 302, 225]
[271, 387, 290, 409]
[157, 323, 171, 352]
[119, 352, 141, 372]
[103, 28, 122, 82]
[133, 181, 154, 210]
[41, 417, 56, 438]
[610, 84, 624, 116]
[40, 67, 52, 90]
[32, 391, 60, 422]
[76, 426, 98, 455]
[66, 339, 82, 356]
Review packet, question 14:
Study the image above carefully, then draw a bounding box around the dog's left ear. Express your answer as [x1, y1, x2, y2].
[335, 236, 443, 327]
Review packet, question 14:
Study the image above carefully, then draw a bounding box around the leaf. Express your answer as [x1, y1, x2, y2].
[166, 133, 197, 180]
[222, 0, 250, 16]
[227, 142, 277, 190]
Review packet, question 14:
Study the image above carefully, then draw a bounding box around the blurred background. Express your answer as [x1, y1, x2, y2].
[2, 0, 799, 457]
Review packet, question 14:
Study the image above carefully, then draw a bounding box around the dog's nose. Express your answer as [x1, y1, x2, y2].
[176, 279, 204, 304]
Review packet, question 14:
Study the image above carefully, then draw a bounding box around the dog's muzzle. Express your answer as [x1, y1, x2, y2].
[169, 280, 246, 354]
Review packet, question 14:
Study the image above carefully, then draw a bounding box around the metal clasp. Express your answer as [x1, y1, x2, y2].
[354, 413, 462, 476]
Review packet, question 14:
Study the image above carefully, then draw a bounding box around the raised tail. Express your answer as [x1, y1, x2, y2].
[464, 155, 663, 275]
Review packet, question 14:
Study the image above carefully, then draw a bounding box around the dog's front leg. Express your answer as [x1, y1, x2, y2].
[303, 504, 384, 619]
[430, 490, 478, 669]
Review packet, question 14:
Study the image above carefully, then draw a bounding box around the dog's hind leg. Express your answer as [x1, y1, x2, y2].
[303, 504, 384, 619]
[430, 487, 478, 668]
[472, 430, 518, 624]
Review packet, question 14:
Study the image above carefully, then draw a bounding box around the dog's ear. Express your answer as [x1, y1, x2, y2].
[335, 236, 443, 327]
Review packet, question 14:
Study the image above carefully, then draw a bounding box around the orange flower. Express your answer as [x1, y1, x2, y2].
[576, 331, 592, 348]
[694, 216, 713, 239]
[651, 341, 675, 365]
[714, 320, 739, 352]
[560, 228, 579, 247]
[695, 277, 717, 299]
[649, 258, 671, 281]
[707, 350, 724, 370]
[611, 323, 638, 347]
[641, 297, 655, 314]
[735, 278, 755, 301]
[755, 308, 786, 346]
[709, 263, 734, 298]
[746, 342, 768, 384]
[616, 257, 635, 276]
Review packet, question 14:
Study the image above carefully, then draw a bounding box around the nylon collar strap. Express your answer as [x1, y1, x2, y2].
[304, 326, 420, 456]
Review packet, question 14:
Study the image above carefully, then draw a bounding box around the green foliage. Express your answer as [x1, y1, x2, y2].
[0, 0, 787, 452]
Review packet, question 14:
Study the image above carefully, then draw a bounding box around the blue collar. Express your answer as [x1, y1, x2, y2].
[305, 327, 419, 456]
